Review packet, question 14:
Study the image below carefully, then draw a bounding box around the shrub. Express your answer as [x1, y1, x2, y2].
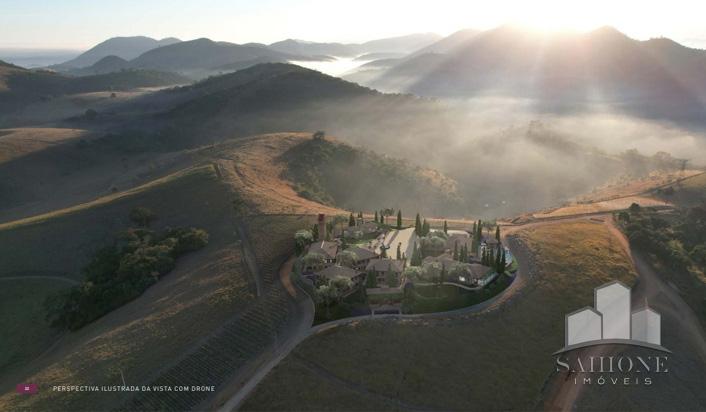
[129, 207, 156, 227]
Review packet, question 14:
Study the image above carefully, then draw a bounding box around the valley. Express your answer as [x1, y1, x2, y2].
[1, 18, 706, 412]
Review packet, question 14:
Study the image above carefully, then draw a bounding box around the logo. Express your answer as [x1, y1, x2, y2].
[16, 383, 38, 395]
[555, 280, 670, 354]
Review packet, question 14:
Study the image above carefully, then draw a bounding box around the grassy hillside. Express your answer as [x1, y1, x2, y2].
[0, 64, 188, 115]
[653, 171, 706, 207]
[0, 164, 259, 411]
[242, 220, 637, 411]
[281, 135, 462, 215]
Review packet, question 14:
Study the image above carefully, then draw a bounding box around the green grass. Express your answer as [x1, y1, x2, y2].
[241, 221, 637, 411]
[405, 276, 511, 313]
[0, 279, 72, 374]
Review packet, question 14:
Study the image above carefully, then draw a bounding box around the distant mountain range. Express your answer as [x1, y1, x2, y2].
[50, 33, 441, 79]
[53, 36, 181, 69]
[0, 60, 189, 115]
[352, 26, 706, 124]
[269, 33, 441, 57]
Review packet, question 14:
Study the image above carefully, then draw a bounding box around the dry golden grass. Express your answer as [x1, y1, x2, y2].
[201, 133, 344, 215]
[0, 127, 89, 165]
[572, 169, 702, 203]
[533, 195, 671, 218]
[0, 165, 259, 411]
[242, 220, 636, 411]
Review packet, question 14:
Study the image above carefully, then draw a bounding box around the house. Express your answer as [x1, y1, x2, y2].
[446, 233, 472, 255]
[343, 221, 379, 239]
[346, 246, 379, 271]
[467, 263, 492, 284]
[365, 258, 405, 287]
[315, 265, 366, 289]
[477, 235, 500, 257]
[304, 240, 339, 272]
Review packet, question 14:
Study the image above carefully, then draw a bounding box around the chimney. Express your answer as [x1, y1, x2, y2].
[318, 213, 326, 241]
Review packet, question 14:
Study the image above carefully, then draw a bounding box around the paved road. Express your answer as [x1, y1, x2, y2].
[219, 229, 534, 411]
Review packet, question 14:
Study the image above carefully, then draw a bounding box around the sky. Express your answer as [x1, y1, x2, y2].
[2, 0, 706, 50]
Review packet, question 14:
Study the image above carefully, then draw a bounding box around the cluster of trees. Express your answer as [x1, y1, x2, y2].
[481, 244, 507, 274]
[452, 241, 470, 263]
[314, 276, 353, 318]
[414, 213, 431, 237]
[620, 203, 706, 272]
[45, 209, 208, 331]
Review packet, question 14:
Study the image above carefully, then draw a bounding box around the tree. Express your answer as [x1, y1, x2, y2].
[629, 203, 642, 214]
[422, 219, 430, 236]
[396, 242, 402, 260]
[348, 213, 356, 227]
[366, 271, 377, 288]
[385, 267, 398, 288]
[337, 250, 357, 267]
[397, 210, 402, 229]
[380, 210, 386, 225]
[410, 242, 422, 266]
[495, 245, 502, 272]
[374, 210, 379, 223]
[302, 252, 325, 270]
[311, 223, 319, 241]
[415, 213, 422, 236]
[380, 245, 388, 258]
[453, 241, 459, 261]
[313, 131, 325, 140]
[403, 266, 422, 281]
[443, 220, 448, 234]
[472, 221, 477, 237]
[358, 211, 363, 219]
[294, 230, 314, 255]
[315, 284, 338, 318]
[129, 207, 156, 227]
[500, 248, 507, 274]
[495, 226, 501, 242]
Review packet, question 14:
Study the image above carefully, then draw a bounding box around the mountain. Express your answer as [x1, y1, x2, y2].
[269, 39, 356, 57]
[0, 61, 189, 116]
[71, 55, 130, 75]
[409, 28, 480, 56]
[55, 36, 181, 69]
[366, 26, 706, 123]
[268, 33, 441, 57]
[129, 38, 303, 73]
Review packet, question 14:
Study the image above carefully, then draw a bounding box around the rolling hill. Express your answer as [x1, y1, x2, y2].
[363, 26, 706, 123]
[269, 33, 441, 57]
[53, 36, 181, 69]
[0, 61, 189, 116]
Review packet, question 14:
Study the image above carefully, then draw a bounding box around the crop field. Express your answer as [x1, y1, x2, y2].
[241, 220, 637, 411]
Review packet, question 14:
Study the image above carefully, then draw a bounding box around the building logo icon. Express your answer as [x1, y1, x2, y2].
[554, 280, 670, 354]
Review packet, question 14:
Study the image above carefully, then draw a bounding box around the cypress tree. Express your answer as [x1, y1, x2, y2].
[495, 245, 502, 272]
[415, 213, 422, 236]
[453, 241, 459, 261]
[374, 210, 379, 223]
[358, 211, 363, 219]
[443, 220, 448, 234]
[396, 242, 402, 260]
[495, 226, 501, 242]
[422, 219, 430, 236]
[397, 210, 402, 229]
[312, 223, 319, 241]
[472, 221, 476, 237]
[349, 213, 355, 227]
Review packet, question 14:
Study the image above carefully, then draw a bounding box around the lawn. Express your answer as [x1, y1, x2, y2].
[0, 279, 72, 375]
[405, 275, 512, 314]
[241, 220, 637, 411]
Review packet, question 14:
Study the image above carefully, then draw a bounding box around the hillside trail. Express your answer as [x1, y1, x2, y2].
[542, 214, 706, 411]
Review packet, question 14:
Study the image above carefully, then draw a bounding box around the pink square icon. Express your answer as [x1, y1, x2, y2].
[16, 384, 38, 394]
